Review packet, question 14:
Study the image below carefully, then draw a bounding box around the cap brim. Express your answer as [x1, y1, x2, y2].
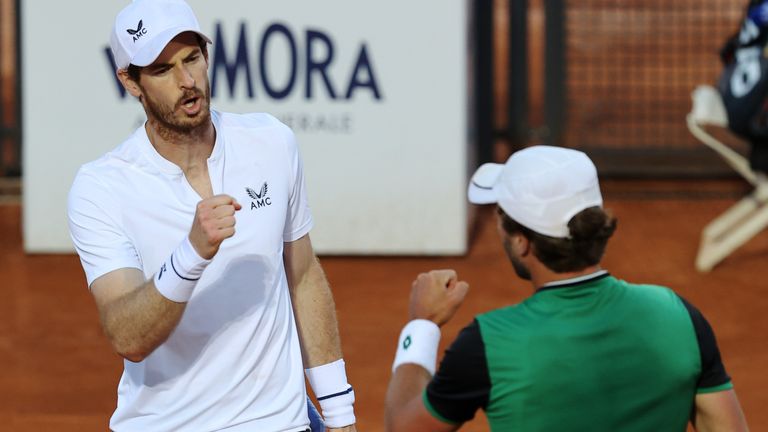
[467, 163, 503, 204]
[130, 27, 212, 67]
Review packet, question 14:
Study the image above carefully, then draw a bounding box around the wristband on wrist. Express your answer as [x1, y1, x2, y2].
[153, 237, 211, 303]
[392, 319, 441, 375]
[305, 359, 356, 428]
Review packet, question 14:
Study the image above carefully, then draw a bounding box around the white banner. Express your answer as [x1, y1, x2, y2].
[22, 0, 472, 254]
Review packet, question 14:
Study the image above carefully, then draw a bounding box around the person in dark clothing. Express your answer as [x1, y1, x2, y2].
[719, 0, 768, 172]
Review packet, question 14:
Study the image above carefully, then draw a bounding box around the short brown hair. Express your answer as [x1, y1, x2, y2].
[498, 206, 617, 272]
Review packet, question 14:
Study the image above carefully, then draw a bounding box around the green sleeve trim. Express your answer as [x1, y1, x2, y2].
[422, 389, 461, 425]
[697, 381, 733, 394]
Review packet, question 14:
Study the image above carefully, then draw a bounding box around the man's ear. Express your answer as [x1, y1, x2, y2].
[513, 232, 531, 257]
[116, 69, 142, 98]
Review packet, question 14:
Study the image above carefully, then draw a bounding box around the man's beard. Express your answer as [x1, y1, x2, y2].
[142, 83, 211, 137]
[503, 236, 531, 280]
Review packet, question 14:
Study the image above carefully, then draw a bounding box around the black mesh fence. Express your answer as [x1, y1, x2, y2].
[562, 1, 743, 176]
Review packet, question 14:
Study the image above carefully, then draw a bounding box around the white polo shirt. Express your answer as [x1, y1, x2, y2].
[68, 111, 313, 432]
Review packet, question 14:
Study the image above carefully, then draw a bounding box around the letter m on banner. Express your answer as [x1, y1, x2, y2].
[211, 22, 255, 99]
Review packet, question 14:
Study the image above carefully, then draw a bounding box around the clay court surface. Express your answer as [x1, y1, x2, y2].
[0, 179, 766, 431]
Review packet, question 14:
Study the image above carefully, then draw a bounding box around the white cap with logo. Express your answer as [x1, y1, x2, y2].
[110, 0, 212, 70]
[467, 145, 603, 238]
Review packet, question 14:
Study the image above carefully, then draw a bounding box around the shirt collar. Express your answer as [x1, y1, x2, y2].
[537, 270, 610, 292]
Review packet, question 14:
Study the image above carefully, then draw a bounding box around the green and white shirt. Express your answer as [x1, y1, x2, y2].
[424, 272, 732, 431]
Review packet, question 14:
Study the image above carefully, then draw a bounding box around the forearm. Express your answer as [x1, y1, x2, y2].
[101, 279, 186, 362]
[90, 200, 233, 362]
[290, 256, 343, 367]
[383, 271, 470, 432]
[385, 364, 433, 431]
[284, 236, 355, 428]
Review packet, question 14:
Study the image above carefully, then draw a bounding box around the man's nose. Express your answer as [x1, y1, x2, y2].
[177, 65, 195, 89]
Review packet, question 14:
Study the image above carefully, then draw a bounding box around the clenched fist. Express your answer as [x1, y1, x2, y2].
[408, 269, 469, 327]
[188, 194, 242, 259]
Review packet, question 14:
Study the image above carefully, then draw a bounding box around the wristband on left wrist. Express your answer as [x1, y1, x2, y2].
[305, 359, 356, 428]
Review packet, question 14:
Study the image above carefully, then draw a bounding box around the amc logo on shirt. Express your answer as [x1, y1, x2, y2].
[246, 182, 271, 210]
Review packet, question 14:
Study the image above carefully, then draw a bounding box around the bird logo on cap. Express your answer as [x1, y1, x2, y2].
[126, 20, 148, 42]
[126, 20, 144, 35]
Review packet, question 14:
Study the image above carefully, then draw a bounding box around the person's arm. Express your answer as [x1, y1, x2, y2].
[386, 363, 460, 432]
[385, 270, 470, 432]
[283, 234, 355, 432]
[284, 234, 342, 366]
[692, 390, 749, 432]
[91, 268, 186, 362]
[676, 295, 749, 431]
[91, 194, 240, 362]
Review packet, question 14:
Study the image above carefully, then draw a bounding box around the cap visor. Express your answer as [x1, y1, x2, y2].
[131, 28, 212, 67]
[467, 163, 503, 204]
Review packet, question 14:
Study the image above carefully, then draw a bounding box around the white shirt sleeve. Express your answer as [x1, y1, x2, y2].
[67, 169, 142, 287]
[281, 125, 314, 242]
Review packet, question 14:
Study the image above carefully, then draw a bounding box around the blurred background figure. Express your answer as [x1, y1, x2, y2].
[719, 0, 768, 174]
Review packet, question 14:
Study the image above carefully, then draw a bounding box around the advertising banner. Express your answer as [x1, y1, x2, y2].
[23, 0, 472, 254]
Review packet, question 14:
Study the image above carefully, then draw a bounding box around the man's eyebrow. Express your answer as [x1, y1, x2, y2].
[145, 62, 171, 72]
[145, 49, 200, 71]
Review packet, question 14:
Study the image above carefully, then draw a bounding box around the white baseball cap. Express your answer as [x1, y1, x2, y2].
[468, 145, 603, 238]
[110, 0, 212, 70]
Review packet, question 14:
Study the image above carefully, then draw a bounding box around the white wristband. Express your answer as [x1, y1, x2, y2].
[305, 359, 355, 428]
[392, 319, 441, 375]
[153, 237, 211, 303]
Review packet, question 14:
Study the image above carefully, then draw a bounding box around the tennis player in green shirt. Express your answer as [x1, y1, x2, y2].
[385, 146, 748, 432]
